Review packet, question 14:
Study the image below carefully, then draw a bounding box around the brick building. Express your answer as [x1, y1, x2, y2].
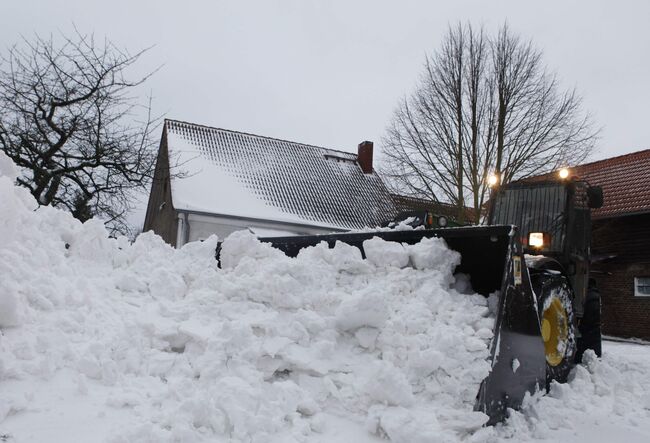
[553, 150, 650, 339]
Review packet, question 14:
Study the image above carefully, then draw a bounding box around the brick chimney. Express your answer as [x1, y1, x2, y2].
[358, 141, 373, 174]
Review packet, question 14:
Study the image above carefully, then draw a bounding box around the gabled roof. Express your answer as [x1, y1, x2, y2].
[164, 119, 397, 230]
[527, 149, 650, 219]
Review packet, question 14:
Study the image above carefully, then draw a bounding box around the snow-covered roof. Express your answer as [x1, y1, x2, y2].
[165, 119, 397, 230]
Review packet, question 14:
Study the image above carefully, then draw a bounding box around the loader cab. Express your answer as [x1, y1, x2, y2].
[488, 177, 603, 315]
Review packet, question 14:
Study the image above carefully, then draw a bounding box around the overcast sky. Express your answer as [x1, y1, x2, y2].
[3, 0, 649, 164]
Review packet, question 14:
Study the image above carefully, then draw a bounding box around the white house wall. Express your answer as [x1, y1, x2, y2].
[178, 212, 344, 246]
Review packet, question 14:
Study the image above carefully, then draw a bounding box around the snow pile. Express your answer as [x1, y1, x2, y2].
[0, 151, 495, 442]
[4, 150, 650, 443]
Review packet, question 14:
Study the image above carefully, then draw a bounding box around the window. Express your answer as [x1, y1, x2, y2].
[634, 277, 650, 297]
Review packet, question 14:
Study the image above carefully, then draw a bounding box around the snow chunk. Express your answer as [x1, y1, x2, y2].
[364, 362, 415, 407]
[512, 358, 520, 373]
[219, 230, 283, 269]
[335, 291, 389, 331]
[408, 236, 460, 272]
[362, 236, 409, 268]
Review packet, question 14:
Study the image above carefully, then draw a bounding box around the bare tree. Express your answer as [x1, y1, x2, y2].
[382, 24, 469, 220]
[0, 30, 160, 234]
[462, 25, 494, 221]
[491, 24, 595, 183]
[381, 23, 597, 223]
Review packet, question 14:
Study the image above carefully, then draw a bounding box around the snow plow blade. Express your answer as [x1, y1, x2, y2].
[254, 225, 546, 425]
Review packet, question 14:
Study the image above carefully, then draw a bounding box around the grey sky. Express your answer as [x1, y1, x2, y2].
[2, 0, 649, 162]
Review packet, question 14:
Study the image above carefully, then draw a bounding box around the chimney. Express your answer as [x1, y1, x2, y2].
[358, 141, 374, 174]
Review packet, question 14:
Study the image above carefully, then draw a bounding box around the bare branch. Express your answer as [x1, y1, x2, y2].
[0, 30, 164, 235]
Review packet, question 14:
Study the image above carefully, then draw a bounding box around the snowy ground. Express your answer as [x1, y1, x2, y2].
[496, 341, 650, 442]
[2, 151, 650, 442]
[3, 335, 650, 443]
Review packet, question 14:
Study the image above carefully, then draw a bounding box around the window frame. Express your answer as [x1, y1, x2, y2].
[634, 277, 650, 297]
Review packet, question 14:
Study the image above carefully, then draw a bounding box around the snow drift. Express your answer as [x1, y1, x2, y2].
[2, 151, 650, 443]
[0, 152, 495, 441]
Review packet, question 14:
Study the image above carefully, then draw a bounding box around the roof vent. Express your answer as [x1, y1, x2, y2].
[324, 153, 356, 164]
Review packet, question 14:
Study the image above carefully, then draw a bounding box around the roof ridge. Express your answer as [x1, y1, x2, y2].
[391, 193, 475, 211]
[164, 118, 358, 158]
[577, 148, 650, 168]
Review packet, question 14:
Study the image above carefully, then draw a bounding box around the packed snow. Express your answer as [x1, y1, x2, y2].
[1, 151, 650, 442]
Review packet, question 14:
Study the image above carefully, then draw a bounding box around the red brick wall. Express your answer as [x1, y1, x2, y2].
[592, 213, 650, 339]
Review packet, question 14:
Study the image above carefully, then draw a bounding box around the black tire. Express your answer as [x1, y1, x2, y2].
[530, 272, 577, 387]
[576, 281, 602, 362]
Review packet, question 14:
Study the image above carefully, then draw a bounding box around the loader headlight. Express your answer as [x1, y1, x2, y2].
[487, 173, 499, 187]
[528, 232, 550, 248]
[558, 168, 570, 179]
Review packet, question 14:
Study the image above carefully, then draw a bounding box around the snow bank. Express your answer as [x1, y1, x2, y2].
[0, 152, 495, 442]
[3, 151, 649, 442]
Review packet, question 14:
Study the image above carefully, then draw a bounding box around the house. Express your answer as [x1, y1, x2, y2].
[143, 119, 398, 246]
[530, 149, 650, 340]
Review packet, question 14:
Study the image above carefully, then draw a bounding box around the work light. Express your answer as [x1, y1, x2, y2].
[558, 168, 569, 179]
[528, 232, 550, 248]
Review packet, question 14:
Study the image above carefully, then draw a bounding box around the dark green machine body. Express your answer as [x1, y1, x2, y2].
[489, 179, 604, 362]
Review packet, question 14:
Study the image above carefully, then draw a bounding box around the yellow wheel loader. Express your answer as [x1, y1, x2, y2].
[220, 174, 603, 424]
